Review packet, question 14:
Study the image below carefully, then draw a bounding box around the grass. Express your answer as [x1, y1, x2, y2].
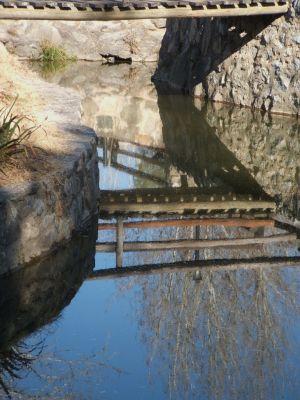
[39, 41, 77, 76]
[0, 97, 40, 173]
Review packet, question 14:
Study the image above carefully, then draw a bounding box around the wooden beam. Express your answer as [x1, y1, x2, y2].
[99, 199, 276, 214]
[86, 256, 300, 281]
[0, 2, 288, 21]
[95, 233, 297, 252]
[98, 218, 275, 230]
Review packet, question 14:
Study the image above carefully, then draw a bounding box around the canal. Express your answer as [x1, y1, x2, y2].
[0, 62, 300, 399]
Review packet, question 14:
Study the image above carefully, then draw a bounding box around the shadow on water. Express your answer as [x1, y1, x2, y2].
[0, 220, 97, 398]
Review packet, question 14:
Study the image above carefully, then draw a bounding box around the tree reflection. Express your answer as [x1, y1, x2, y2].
[0, 340, 44, 399]
[135, 266, 300, 399]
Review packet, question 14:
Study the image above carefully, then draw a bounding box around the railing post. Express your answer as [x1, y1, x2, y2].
[116, 217, 124, 268]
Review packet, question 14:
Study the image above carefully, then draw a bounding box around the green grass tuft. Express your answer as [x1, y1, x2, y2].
[39, 41, 77, 76]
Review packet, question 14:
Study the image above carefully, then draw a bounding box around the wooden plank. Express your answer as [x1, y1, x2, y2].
[87, 256, 300, 281]
[98, 218, 275, 230]
[96, 233, 297, 252]
[0, 2, 288, 19]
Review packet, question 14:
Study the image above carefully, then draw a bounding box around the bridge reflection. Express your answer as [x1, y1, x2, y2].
[96, 95, 299, 270]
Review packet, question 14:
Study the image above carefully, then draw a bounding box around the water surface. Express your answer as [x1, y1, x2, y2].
[1, 62, 299, 399]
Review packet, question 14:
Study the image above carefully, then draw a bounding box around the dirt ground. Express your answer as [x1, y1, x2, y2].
[0, 42, 78, 186]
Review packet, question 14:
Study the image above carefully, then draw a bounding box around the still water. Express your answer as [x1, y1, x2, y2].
[0, 62, 300, 399]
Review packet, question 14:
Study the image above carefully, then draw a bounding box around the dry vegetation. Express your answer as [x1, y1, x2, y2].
[0, 42, 77, 186]
[0, 97, 43, 174]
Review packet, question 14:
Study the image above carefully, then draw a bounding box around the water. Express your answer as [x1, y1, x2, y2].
[0, 62, 300, 399]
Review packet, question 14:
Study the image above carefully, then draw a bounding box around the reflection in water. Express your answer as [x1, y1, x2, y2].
[2, 61, 298, 398]
[0, 342, 43, 398]
[42, 61, 299, 221]
[201, 101, 300, 219]
[96, 92, 298, 268]
[132, 266, 300, 400]
[0, 222, 97, 397]
[158, 95, 266, 196]
[43, 62, 164, 148]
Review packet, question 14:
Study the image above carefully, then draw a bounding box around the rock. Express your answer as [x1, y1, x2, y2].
[279, 74, 290, 90]
[193, 82, 205, 98]
[212, 91, 223, 102]
[292, 34, 300, 44]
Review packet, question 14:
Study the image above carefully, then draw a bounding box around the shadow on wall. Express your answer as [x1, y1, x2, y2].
[0, 219, 97, 397]
[152, 15, 277, 94]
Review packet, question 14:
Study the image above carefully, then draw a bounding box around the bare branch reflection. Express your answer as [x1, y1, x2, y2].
[130, 266, 300, 399]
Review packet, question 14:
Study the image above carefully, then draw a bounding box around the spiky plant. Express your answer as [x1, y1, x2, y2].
[0, 97, 39, 172]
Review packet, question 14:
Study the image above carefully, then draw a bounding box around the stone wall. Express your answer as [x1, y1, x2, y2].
[154, 12, 300, 116]
[0, 19, 166, 62]
[0, 128, 98, 275]
[0, 47, 99, 276]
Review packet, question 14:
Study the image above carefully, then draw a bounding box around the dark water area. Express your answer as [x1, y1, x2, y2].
[0, 62, 300, 399]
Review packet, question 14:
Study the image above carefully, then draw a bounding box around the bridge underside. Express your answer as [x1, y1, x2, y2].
[98, 188, 276, 218]
[0, 0, 289, 20]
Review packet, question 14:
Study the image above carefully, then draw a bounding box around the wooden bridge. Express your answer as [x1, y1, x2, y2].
[0, 0, 289, 20]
